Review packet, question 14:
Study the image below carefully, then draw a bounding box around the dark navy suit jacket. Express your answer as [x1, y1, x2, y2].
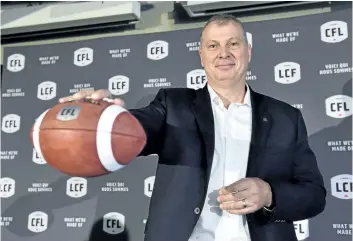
[129, 85, 326, 241]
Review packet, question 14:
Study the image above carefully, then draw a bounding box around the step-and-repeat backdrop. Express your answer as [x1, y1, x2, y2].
[1, 7, 352, 241]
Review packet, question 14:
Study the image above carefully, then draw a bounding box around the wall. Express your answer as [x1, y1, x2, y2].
[2, 1, 346, 65]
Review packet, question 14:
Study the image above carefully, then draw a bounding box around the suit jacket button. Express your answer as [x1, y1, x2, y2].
[194, 207, 201, 214]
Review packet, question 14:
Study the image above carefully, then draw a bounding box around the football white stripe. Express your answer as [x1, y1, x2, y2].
[32, 109, 50, 162]
[96, 105, 127, 172]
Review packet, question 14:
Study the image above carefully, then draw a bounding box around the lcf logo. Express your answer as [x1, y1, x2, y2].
[2, 114, 21, 133]
[0, 177, 16, 198]
[103, 212, 125, 234]
[108, 75, 129, 95]
[147, 40, 169, 60]
[28, 211, 48, 233]
[331, 174, 352, 200]
[7, 54, 25, 72]
[66, 177, 87, 198]
[74, 47, 93, 66]
[325, 95, 352, 118]
[37, 81, 57, 100]
[274, 62, 301, 84]
[187, 69, 207, 90]
[321, 21, 348, 43]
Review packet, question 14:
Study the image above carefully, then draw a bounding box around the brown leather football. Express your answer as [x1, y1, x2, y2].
[30, 99, 146, 177]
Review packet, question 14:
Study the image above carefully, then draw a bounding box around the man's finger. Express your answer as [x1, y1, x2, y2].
[220, 198, 255, 211]
[58, 90, 94, 103]
[113, 98, 125, 106]
[73, 89, 95, 99]
[219, 201, 243, 211]
[219, 187, 229, 195]
[219, 179, 250, 195]
[90, 89, 112, 100]
[225, 178, 253, 193]
[218, 193, 239, 203]
[218, 189, 252, 203]
[227, 206, 257, 215]
[58, 95, 75, 103]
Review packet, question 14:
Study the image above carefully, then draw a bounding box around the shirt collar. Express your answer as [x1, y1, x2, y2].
[207, 83, 252, 108]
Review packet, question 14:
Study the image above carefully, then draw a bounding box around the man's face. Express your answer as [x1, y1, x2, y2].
[199, 21, 251, 87]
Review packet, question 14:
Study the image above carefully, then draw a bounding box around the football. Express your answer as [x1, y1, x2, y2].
[30, 99, 147, 177]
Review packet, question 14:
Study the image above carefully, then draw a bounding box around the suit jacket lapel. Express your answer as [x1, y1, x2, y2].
[192, 86, 215, 186]
[191, 85, 272, 184]
[247, 87, 272, 177]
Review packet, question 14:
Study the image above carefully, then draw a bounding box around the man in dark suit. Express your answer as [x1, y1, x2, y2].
[60, 14, 326, 241]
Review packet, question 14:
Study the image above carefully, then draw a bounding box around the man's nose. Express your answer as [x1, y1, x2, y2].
[219, 46, 230, 58]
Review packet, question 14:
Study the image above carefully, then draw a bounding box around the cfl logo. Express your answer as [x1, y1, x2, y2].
[144, 176, 155, 198]
[32, 148, 47, 165]
[108, 75, 129, 95]
[74, 47, 93, 66]
[2, 114, 21, 133]
[325, 95, 352, 119]
[147, 40, 169, 60]
[187, 69, 207, 90]
[331, 174, 352, 200]
[66, 177, 87, 198]
[0, 177, 16, 198]
[321, 21, 348, 43]
[246, 32, 253, 48]
[28, 211, 48, 233]
[294, 219, 309, 240]
[274, 62, 301, 84]
[7, 53, 25, 72]
[37, 81, 57, 100]
[103, 212, 125, 234]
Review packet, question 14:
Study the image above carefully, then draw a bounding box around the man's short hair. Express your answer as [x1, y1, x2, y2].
[200, 14, 248, 44]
